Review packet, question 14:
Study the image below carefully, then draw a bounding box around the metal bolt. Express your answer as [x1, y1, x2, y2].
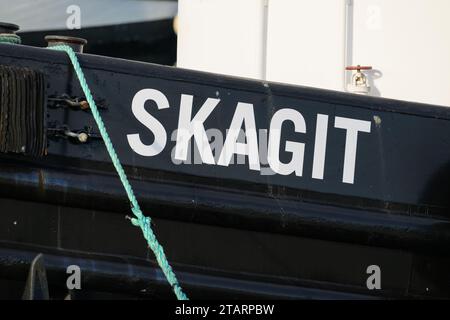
[77, 132, 89, 143]
[79, 100, 90, 110]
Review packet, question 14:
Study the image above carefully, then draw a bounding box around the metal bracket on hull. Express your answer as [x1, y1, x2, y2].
[22, 253, 50, 300]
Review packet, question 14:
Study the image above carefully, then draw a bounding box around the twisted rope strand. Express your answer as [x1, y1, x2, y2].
[0, 34, 21, 45]
[49, 45, 188, 300]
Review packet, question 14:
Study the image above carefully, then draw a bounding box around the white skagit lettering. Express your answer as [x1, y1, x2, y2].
[334, 117, 372, 184]
[127, 88, 169, 157]
[267, 108, 306, 177]
[175, 94, 219, 165]
[127, 88, 373, 185]
[312, 114, 329, 180]
[217, 102, 260, 171]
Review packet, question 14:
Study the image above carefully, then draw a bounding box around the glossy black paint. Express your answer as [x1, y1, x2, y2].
[1, 198, 449, 299]
[0, 155, 449, 256]
[1, 43, 450, 217]
[1, 43, 450, 298]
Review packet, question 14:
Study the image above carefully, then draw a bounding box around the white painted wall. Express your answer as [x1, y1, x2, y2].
[177, 0, 450, 107]
[265, 0, 346, 92]
[177, 0, 267, 79]
[351, 0, 450, 106]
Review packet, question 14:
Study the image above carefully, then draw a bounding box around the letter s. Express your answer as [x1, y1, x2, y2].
[127, 89, 169, 156]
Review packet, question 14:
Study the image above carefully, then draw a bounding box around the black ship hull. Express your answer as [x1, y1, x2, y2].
[1, 43, 450, 299]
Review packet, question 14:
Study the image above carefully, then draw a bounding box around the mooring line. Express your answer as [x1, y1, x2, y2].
[48, 45, 188, 300]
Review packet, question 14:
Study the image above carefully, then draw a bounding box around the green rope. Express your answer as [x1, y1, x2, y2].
[49, 45, 188, 300]
[0, 34, 21, 45]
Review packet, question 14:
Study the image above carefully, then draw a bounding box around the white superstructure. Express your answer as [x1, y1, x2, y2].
[178, 0, 450, 107]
